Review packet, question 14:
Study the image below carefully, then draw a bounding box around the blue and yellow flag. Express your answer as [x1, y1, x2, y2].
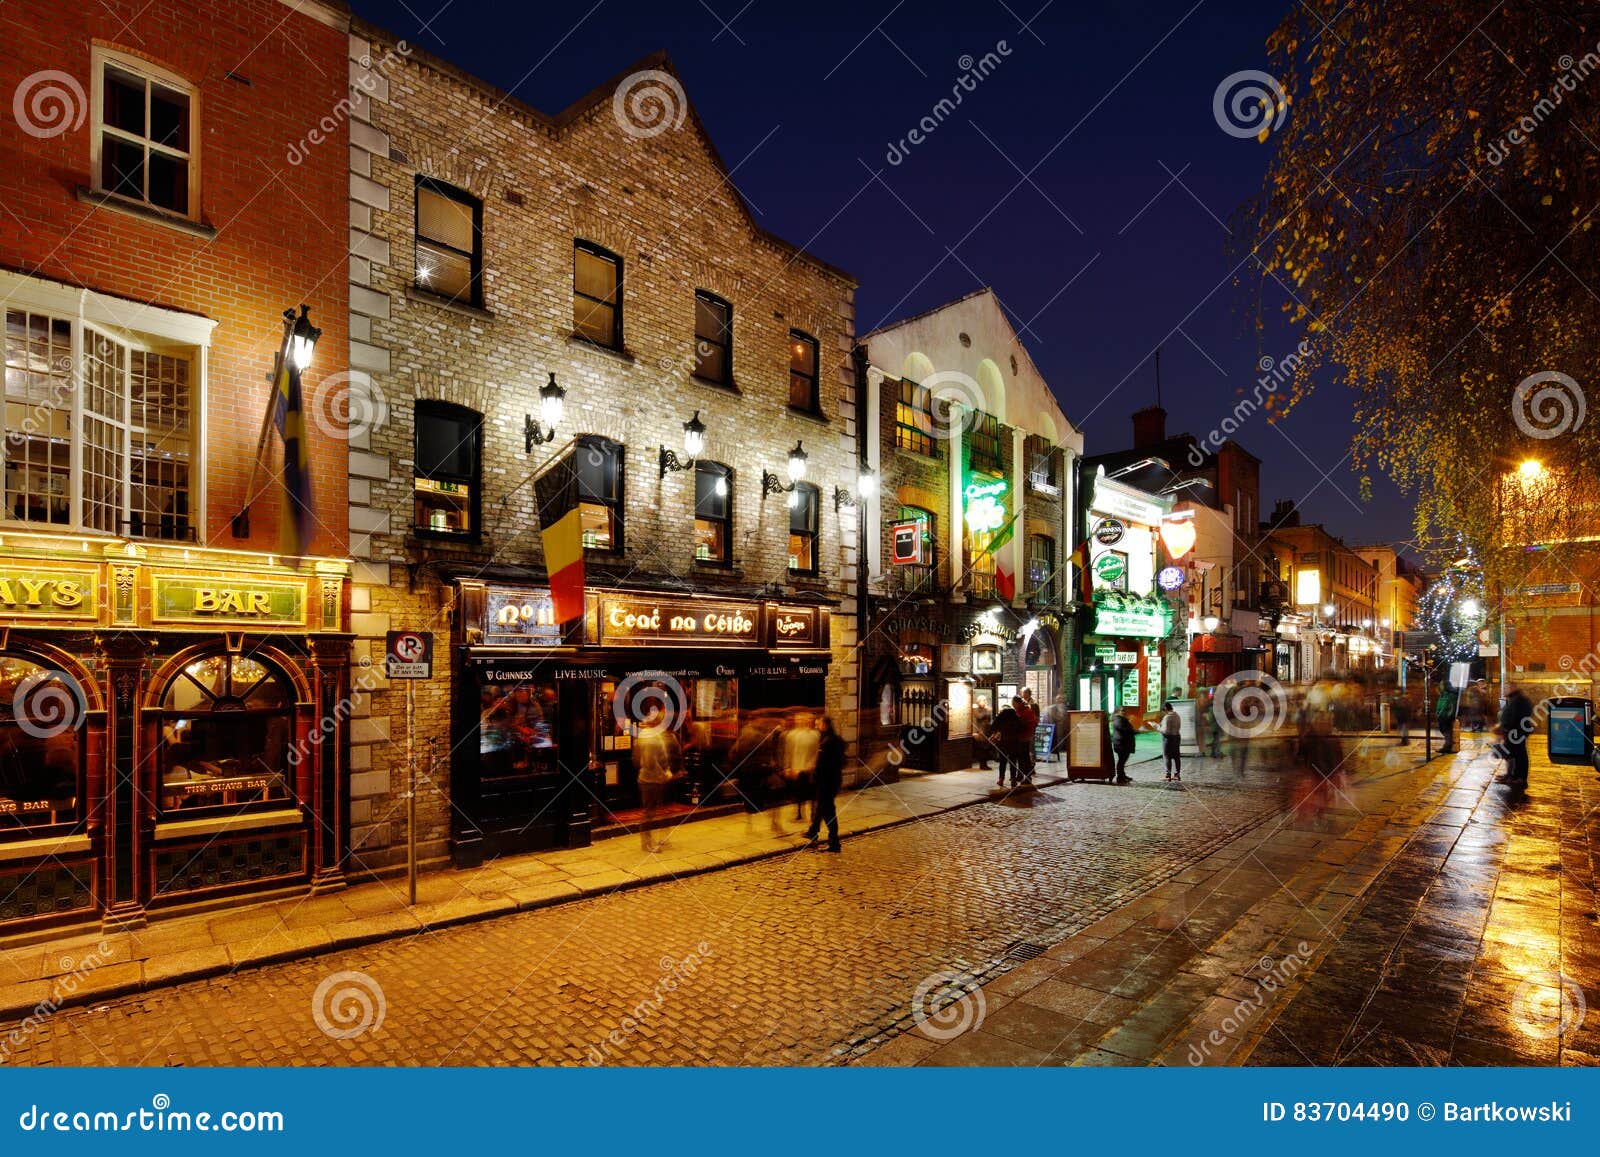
[273, 359, 313, 557]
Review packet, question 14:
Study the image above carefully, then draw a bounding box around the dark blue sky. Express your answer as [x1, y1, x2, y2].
[354, 0, 1413, 549]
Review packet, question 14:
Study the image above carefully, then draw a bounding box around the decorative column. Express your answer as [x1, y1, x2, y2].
[309, 636, 353, 894]
[97, 633, 149, 932]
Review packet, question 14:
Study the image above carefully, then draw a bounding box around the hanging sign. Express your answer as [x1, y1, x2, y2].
[1092, 518, 1126, 546]
[1093, 551, 1128, 589]
[1159, 517, 1196, 560]
[1157, 565, 1186, 591]
[891, 519, 928, 565]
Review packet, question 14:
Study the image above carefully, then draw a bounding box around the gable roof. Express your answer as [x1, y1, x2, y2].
[351, 20, 855, 286]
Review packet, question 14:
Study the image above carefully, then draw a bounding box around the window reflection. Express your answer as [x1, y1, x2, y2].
[157, 652, 294, 814]
[0, 656, 81, 830]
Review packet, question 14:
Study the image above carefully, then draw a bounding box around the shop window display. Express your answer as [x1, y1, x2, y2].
[478, 679, 560, 787]
[156, 653, 294, 815]
[0, 656, 82, 830]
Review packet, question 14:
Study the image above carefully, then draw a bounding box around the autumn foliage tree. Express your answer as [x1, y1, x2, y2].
[1243, 1, 1600, 592]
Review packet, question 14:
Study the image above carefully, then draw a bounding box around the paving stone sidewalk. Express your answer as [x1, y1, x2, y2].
[0, 766, 1059, 1021]
[868, 734, 1600, 1067]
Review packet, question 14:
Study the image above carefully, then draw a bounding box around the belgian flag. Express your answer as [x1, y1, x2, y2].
[534, 450, 585, 624]
[272, 359, 313, 557]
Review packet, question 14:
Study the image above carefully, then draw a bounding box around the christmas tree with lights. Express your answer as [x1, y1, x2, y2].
[1416, 566, 1484, 666]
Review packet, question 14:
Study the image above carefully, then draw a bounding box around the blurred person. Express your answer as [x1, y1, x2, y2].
[972, 696, 994, 771]
[1435, 684, 1458, 755]
[1496, 681, 1534, 788]
[802, 715, 846, 852]
[1015, 692, 1039, 784]
[1109, 706, 1137, 783]
[991, 698, 1026, 788]
[1046, 693, 1071, 760]
[634, 707, 676, 852]
[782, 711, 820, 821]
[1148, 701, 1183, 781]
[732, 710, 783, 834]
[1393, 687, 1413, 746]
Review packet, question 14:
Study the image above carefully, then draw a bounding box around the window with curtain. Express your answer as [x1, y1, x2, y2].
[897, 505, 937, 594]
[788, 330, 819, 412]
[788, 483, 819, 574]
[694, 461, 733, 563]
[1028, 534, 1056, 600]
[413, 401, 481, 539]
[574, 242, 622, 348]
[576, 435, 623, 551]
[95, 51, 195, 216]
[415, 179, 483, 305]
[694, 292, 732, 385]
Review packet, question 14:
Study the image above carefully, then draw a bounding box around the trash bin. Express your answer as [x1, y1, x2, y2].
[1546, 696, 1593, 765]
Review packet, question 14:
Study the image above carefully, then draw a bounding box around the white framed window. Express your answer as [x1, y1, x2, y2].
[91, 47, 198, 219]
[1, 271, 211, 539]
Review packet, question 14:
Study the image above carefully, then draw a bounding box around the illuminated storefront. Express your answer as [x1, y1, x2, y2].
[449, 580, 830, 865]
[0, 535, 350, 935]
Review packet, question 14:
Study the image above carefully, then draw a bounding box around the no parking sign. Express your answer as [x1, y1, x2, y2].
[385, 630, 434, 679]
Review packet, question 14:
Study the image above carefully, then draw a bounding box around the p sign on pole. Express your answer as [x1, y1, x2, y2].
[385, 630, 432, 904]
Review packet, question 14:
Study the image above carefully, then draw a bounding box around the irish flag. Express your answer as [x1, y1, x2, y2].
[534, 452, 585, 624]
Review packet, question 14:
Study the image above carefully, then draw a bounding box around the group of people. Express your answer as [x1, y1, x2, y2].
[724, 709, 847, 851]
[972, 689, 1067, 788]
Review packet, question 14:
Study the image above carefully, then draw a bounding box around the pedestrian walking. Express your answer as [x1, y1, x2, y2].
[1046, 693, 1071, 762]
[1148, 701, 1183, 781]
[782, 711, 820, 822]
[992, 698, 1026, 787]
[1435, 686, 1457, 755]
[633, 707, 676, 853]
[1495, 682, 1534, 788]
[1393, 689, 1412, 746]
[1109, 706, 1136, 782]
[972, 697, 994, 771]
[802, 715, 845, 852]
[1015, 693, 1040, 784]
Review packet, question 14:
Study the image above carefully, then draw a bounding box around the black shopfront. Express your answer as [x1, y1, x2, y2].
[449, 580, 830, 866]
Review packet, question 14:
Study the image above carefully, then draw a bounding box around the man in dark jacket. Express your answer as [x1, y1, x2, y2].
[992, 699, 1028, 787]
[1109, 707, 1137, 782]
[1497, 682, 1535, 787]
[803, 715, 846, 852]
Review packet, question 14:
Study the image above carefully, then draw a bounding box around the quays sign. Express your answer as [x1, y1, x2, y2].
[0, 566, 98, 620]
[152, 574, 307, 628]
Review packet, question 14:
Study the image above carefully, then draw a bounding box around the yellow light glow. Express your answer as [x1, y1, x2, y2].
[1295, 568, 1321, 606]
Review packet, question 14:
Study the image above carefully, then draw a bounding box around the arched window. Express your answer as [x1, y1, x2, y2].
[0, 656, 84, 832]
[156, 653, 295, 815]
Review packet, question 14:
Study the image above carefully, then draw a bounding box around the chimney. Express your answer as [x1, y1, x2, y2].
[1270, 498, 1299, 527]
[1131, 405, 1166, 449]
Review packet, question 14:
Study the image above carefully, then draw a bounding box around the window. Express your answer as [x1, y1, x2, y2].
[94, 51, 195, 217]
[789, 330, 820, 412]
[694, 292, 732, 385]
[574, 241, 622, 348]
[788, 483, 819, 574]
[1025, 434, 1059, 492]
[415, 179, 483, 306]
[1028, 535, 1056, 600]
[694, 461, 733, 563]
[967, 529, 997, 598]
[968, 410, 1003, 476]
[413, 401, 481, 539]
[4, 309, 194, 539]
[156, 653, 295, 817]
[897, 505, 937, 595]
[0, 655, 83, 833]
[576, 436, 623, 551]
[895, 378, 937, 456]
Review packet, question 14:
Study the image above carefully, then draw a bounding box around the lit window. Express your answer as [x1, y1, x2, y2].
[415, 179, 483, 305]
[694, 292, 732, 385]
[95, 52, 195, 217]
[574, 242, 622, 348]
[0, 655, 83, 833]
[895, 378, 937, 456]
[789, 331, 819, 412]
[968, 411, 1003, 476]
[788, 483, 819, 573]
[157, 653, 295, 817]
[1028, 535, 1056, 599]
[694, 461, 733, 563]
[576, 436, 623, 551]
[413, 401, 481, 539]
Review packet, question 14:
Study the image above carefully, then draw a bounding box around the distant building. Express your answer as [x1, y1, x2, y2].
[1351, 544, 1425, 661]
[1261, 501, 1384, 679]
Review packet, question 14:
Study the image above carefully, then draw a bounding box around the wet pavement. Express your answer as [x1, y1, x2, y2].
[1, 735, 1594, 1066]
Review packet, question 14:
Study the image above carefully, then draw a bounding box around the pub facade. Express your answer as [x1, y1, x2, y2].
[0, 0, 354, 935]
[338, 27, 862, 868]
[857, 291, 1081, 773]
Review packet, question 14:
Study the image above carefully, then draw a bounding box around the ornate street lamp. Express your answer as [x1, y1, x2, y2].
[525, 372, 566, 451]
[834, 466, 877, 511]
[763, 440, 809, 502]
[288, 304, 321, 371]
[659, 410, 708, 477]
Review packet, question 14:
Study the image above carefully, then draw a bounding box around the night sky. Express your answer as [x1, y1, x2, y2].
[351, 0, 1414, 551]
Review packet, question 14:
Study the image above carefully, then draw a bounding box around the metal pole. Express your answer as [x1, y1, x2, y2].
[1424, 657, 1433, 763]
[406, 679, 417, 906]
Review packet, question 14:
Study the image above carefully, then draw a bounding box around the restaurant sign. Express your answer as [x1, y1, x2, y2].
[1092, 598, 1172, 639]
[0, 565, 99, 621]
[152, 574, 307, 627]
[484, 585, 564, 646]
[769, 605, 825, 650]
[596, 595, 763, 648]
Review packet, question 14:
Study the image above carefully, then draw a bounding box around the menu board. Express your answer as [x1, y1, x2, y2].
[1033, 722, 1056, 760]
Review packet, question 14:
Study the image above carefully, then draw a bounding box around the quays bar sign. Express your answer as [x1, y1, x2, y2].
[0, 565, 98, 619]
[597, 595, 762, 648]
[152, 573, 307, 628]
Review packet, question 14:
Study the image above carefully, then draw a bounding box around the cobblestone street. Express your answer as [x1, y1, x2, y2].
[2, 739, 1595, 1067]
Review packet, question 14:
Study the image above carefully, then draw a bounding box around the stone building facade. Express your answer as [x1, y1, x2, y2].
[857, 289, 1081, 773]
[340, 26, 859, 871]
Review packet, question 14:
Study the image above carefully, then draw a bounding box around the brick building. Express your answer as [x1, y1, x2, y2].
[1261, 501, 1383, 679]
[0, 0, 353, 934]
[858, 289, 1081, 773]
[339, 25, 860, 868]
